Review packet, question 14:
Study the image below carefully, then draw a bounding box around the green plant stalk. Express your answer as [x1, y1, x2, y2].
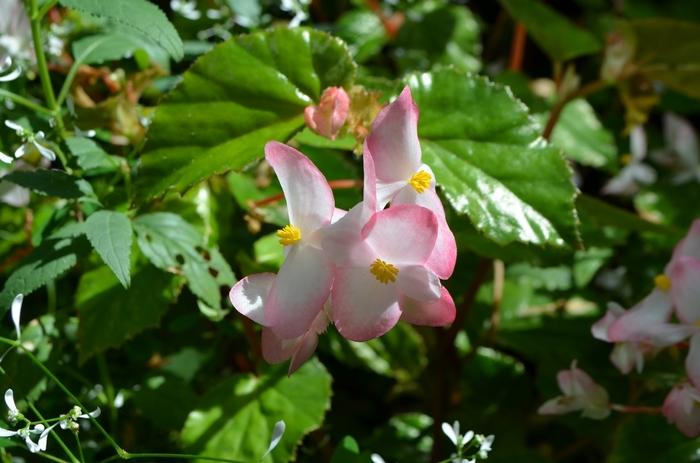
[0, 337, 249, 463]
[95, 353, 118, 430]
[74, 433, 86, 463]
[36, 0, 58, 18]
[0, 89, 53, 115]
[28, 402, 80, 463]
[37, 452, 71, 463]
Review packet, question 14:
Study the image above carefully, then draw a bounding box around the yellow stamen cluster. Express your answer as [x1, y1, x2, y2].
[369, 258, 399, 284]
[654, 274, 672, 292]
[276, 224, 301, 246]
[408, 170, 432, 193]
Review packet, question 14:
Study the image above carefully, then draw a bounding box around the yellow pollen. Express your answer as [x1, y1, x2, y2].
[369, 258, 399, 284]
[654, 274, 672, 292]
[620, 153, 633, 165]
[276, 224, 301, 246]
[408, 170, 432, 193]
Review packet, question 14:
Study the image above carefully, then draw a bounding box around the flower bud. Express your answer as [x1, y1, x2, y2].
[304, 87, 350, 140]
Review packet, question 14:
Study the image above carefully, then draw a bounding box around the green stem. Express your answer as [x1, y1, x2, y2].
[37, 452, 71, 463]
[74, 433, 86, 463]
[28, 403, 80, 463]
[28, 0, 57, 109]
[98, 453, 247, 463]
[0, 89, 53, 115]
[95, 353, 118, 430]
[0, 337, 125, 456]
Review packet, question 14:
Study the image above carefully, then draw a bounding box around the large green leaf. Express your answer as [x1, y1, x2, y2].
[4, 169, 87, 199]
[0, 236, 88, 310]
[608, 415, 700, 462]
[76, 265, 180, 361]
[409, 69, 578, 247]
[134, 28, 356, 202]
[84, 210, 133, 288]
[500, 0, 601, 62]
[181, 359, 332, 463]
[625, 19, 700, 99]
[58, 0, 183, 60]
[133, 212, 235, 320]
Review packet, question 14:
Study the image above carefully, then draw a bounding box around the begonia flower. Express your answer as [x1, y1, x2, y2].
[304, 87, 350, 140]
[363, 86, 456, 279]
[668, 256, 700, 388]
[230, 142, 334, 340]
[663, 382, 700, 437]
[653, 113, 700, 185]
[324, 203, 454, 341]
[602, 125, 656, 196]
[538, 361, 610, 419]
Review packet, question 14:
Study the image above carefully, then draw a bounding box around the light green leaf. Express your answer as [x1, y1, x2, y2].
[181, 359, 332, 463]
[58, 0, 183, 61]
[134, 27, 355, 202]
[335, 9, 387, 63]
[254, 233, 284, 268]
[65, 136, 119, 173]
[544, 98, 617, 170]
[409, 69, 579, 247]
[0, 236, 87, 310]
[84, 210, 133, 288]
[76, 265, 180, 361]
[500, 0, 601, 61]
[4, 169, 87, 199]
[71, 33, 142, 65]
[133, 213, 235, 319]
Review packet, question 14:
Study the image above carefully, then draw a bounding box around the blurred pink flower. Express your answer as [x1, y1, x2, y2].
[663, 382, 700, 437]
[539, 361, 610, 419]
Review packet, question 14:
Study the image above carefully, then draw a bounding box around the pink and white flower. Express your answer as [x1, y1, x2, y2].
[229, 142, 335, 340]
[304, 86, 350, 140]
[324, 204, 455, 341]
[538, 361, 611, 419]
[363, 86, 456, 279]
[663, 382, 700, 437]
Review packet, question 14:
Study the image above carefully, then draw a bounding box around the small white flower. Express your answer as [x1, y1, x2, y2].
[4, 389, 20, 422]
[261, 420, 285, 458]
[476, 434, 495, 459]
[0, 56, 21, 82]
[370, 455, 386, 463]
[59, 405, 101, 431]
[4, 121, 56, 162]
[10, 293, 22, 339]
[442, 421, 474, 449]
[170, 0, 201, 20]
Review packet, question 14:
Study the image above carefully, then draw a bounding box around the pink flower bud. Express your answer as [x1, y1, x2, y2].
[304, 87, 350, 140]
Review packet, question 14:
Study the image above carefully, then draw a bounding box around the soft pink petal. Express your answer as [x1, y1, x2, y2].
[265, 244, 332, 339]
[669, 256, 700, 325]
[397, 265, 441, 301]
[331, 266, 401, 341]
[670, 219, 700, 264]
[288, 332, 320, 375]
[365, 86, 422, 183]
[607, 289, 674, 342]
[663, 383, 700, 437]
[591, 303, 624, 342]
[362, 205, 438, 266]
[304, 87, 350, 140]
[229, 273, 276, 326]
[393, 187, 456, 279]
[399, 286, 456, 326]
[538, 396, 585, 416]
[261, 328, 297, 364]
[321, 202, 375, 267]
[610, 342, 643, 375]
[687, 333, 700, 389]
[331, 208, 347, 224]
[556, 362, 610, 419]
[264, 142, 334, 236]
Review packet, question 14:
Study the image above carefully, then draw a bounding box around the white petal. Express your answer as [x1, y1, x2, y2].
[14, 144, 26, 158]
[229, 273, 276, 327]
[10, 293, 22, 338]
[4, 120, 23, 133]
[0, 427, 17, 437]
[32, 141, 56, 162]
[262, 420, 285, 458]
[441, 422, 458, 445]
[397, 265, 441, 301]
[0, 151, 13, 164]
[4, 389, 18, 414]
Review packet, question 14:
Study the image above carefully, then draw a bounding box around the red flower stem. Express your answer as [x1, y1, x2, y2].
[612, 404, 663, 415]
[250, 179, 362, 208]
[508, 23, 526, 71]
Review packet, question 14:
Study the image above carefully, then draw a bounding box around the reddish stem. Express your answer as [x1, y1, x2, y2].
[612, 404, 663, 415]
[250, 179, 362, 208]
[508, 23, 527, 71]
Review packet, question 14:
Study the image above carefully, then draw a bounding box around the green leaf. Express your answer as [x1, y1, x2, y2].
[4, 169, 86, 199]
[65, 136, 119, 173]
[500, 0, 601, 61]
[84, 210, 133, 288]
[625, 19, 700, 99]
[0, 237, 87, 310]
[76, 265, 180, 361]
[181, 359, 332, 463]
[71, 33, 142, 65]
[133, 213, 235, 319]
[543, 99, 617, 170]
[409, 69, 579, 247]
[335, 9, 387, 63]
[134, 27, 355, 202]
[608, 415, 700, 462]
[393, 4, 481, 73]
[58, 0, 183, 61]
